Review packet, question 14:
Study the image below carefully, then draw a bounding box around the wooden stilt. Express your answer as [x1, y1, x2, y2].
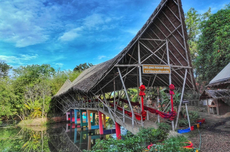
[70, 109, 73, 123]
[80, 110, 83, 127]
[92, 113, 95, 125]
[74, 128, 77, 143]
[74, 109, 78, 125]
[207, 99, 210, 114]
[103, 114, 106, 128]
[115, 122, 121, 140]
[66, 112, 68, 121]
[87, 110, 91, 130]
[216, 100, 219, 115]
[98, 111, 103, 135]
[88, 135, 92, 150]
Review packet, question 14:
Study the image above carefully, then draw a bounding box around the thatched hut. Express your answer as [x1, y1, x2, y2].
[200, 89, 230, 115]
[201, 63, 230, 115]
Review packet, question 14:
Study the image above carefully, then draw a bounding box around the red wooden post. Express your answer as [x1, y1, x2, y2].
[169, 84, 175, 112]
[115, 122, 121, 140]
[98, 111, 103, 135]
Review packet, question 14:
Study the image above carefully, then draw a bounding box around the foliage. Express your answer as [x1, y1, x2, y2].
[127, 88, 138, 102]
[195, 5, 230, 82]
[150, 136, 193, 152]
[0, 62, 81, 120]
[188, 111, 200, 124]
[0, 61, 11, 78]
[157, 122, 171, 133]
[185, 7, 211, 78]
[159, 88, 181, 112]
[179, 109, 200, 127]
[185, 8, 200, 42]
[73, 63, 93, 71]
[0, 127, 50, 152]
[0, 78, 17, 118]
[178, 119, 189, 127]
[50, 70, 81, 95]
[87, 124, 172, 152]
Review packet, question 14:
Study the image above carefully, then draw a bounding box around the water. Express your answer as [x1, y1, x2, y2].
[0, 122, 127, 152]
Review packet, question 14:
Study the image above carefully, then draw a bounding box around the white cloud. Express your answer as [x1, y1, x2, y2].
[58, 13, 120, 42]
[125, 28, 139, 35]
[0, 54, 38, 64]
[58, 27, 83, 42]
[0, 0, 61, 47]
[83, 13, 109, 29]
[98, 55, 106, 60]
[54, 63, 64, 68]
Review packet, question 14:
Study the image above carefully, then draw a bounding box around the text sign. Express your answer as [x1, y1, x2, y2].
[142, 65, 171, 74]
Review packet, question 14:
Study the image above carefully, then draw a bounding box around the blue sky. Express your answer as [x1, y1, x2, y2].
[0, 0, 229, 71]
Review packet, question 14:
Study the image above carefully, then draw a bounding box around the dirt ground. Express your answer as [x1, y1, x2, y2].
[186, 106, 230, 152]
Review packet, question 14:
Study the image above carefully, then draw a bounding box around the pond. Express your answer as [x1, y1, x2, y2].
[0, 121, 127, 152]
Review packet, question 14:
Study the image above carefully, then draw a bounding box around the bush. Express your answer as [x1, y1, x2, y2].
[86, 125, 191, 152]
[157, 122, 171, 132]
[178, 119, 189, 127]
[189, 111, 200, 124]
[150, 136, 193, 152]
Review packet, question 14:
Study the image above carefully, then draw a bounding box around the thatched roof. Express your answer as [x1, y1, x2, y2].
[55, 0, 197, 97]
[55, 79, 72, 96]
[200, 89, 230, 106]
[207, 63, 230, 88]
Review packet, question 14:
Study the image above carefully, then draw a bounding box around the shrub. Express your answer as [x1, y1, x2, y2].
[150, 136, 193, 152]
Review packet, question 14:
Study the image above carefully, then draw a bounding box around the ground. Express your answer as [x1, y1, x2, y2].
[147, 106, 230, 151]
[186, 106, 230, 152]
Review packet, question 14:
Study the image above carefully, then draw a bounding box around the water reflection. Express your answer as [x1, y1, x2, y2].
[0, 122, 126, 152]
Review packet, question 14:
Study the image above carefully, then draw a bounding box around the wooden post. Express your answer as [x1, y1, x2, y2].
[87, 110, 91, 130]
[66, 124, 68, 132]
[74, 128, 77, 143]
[88, 135, 92, 150]
[147, 110, 149, 120]
[74, 109, 78, 125]
[98, 111, 103, 135]
[66, 112, 69, 121]
[70, 109, 73, 123]
[185, 103, 191, 129]
[216, 100, 219, 115]
[103, 114, 106, 128]
[207, 99, 210, 114]
[174, 69, 187, 129]
[80, 110, 83, 127]
[92, 113, 95, 125]
[157, 87, 160, 123]
[115, 122, 121, 140]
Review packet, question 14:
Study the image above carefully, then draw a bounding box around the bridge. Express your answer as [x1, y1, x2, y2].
[52, 0, 197, 138]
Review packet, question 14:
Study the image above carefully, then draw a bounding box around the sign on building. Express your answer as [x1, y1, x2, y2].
[142, 64, 171, 74]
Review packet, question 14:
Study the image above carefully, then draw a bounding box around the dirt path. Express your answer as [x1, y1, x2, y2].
[186, 109, 230, 152]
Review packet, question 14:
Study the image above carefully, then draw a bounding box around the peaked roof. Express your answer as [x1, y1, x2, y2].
[55, 79, 72, 96]
[208, 63, 230, 87]
[54, 0, 197, 97]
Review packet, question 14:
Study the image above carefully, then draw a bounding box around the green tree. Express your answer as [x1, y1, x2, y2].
[11, 64, 55, 120]
[195, 5, 230, 82]
[185, 8, 200, 67]
[185, 8, 211, 78]
[0, 61, 11, 77]
[0, 78, 16, 118]
[73, 63, 93, 71]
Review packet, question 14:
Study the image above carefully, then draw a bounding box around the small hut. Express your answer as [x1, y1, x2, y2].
[200, 89, 230, 115]
[200, 63, 230, 115]
[207, 63, 230, 89]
